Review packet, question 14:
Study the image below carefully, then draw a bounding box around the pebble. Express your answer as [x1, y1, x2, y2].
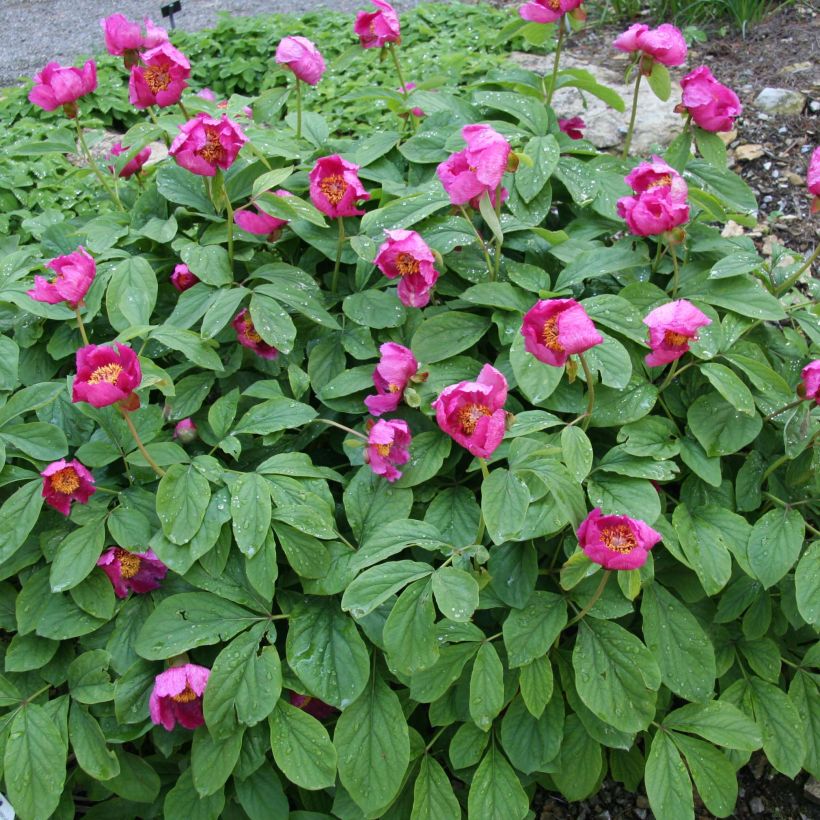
[754, 87, 807, 116]
[750, 796, 766, 814]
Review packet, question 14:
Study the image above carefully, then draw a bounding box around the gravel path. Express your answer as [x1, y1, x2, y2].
[0, 0, 428, 88]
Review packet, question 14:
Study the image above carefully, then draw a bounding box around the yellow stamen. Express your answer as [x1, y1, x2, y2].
[243, 314, 262, 343]
[387, 383, 401, 393]
[88, 363, 123, 385]
[171, 686, 198, 703]
[319, 174, 347, 206]
[143, 64, 171, 94]
[375, 443, 392, 457]
[600, 524, 638, 554]
[50, 467, 80, 495]
[541, 316, 564, 352]
[663, 329, 690, 347]
[395, 252, 420, 277]
[646, 174, 672, 191]
[456, 403, 492, 435]
[116, 548, 142, 580]
[197, 128, 225, 166]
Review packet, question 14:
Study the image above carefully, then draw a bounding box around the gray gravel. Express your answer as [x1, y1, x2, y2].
[0, 0, 429, 88]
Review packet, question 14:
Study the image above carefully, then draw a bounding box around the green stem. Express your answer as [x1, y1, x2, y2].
[669, 242, 680, 295]
[622, 68, 642, 160]
[578, 353, 595, 431]
[119, 407, 165, 478]
[295, 77, 302, 140]
[776, 244, 819, 295]
[178, 100, 191, 120]
[74, 308, 89, 346]
[425, 726, 448, 753]
[479, 459, 490, 481]
[764, 398, 803, 422]
[545, 22, 565, 107]
[458, 206, 494, 281]
[657, 358, 681, 392]
[75, 122, 123, 210]
[332, 218, 345, 295]
[492, 186, 504, 282]
[313, 417, 368, 441]
[652, 240, 665, 273]
[567, 570, 611, 626]
[761, 452, 790, 483]
[388, 43, 416, 134]
[475, 459, 491, 546]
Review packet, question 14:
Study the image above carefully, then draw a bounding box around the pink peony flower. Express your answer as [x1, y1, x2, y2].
[275, 36, 326, 86]
[41, 458, 96, 516]
[108, 142, 151, 178]
[72, 343, 142, 409]
[367, 419, 411, 482]
[354, 0, 401, 48]
[197, 88, 217, 101]
[171, 264, 198, 292]
[617, 155, 689, 236]
[28, 246, 95, 309]
[29, 60, 97, 117]
[234, 191, 292, 239]
[232, 308, 278, 360]
[149, 664, 210, 731]
[364, 342, 419, 416]
[643, 300, 712, 367]
[558, 116, 586, 140]
[800, 360, 820, 403]
[374, 229, 440, 308]
[399, 83, 425, 118]
[97, 547, 168, 598]
[309, 155, 370, 218]
[577, 507, 661, 570]
[173, 418, 198, 443]
[680, 66, 742, 132]
[432, 364, 508, 458]
[520, 0, 584, 24]
[613, 23, 687, 67]
[128, 43, 190, 109]
[170, 113, 248, 177]
[101, 14, 168, 64]
[437, 124, 511, 207]
[808, 147, 820, 214]
[289, 691, 338, 720]
[521, 299, 603, 367]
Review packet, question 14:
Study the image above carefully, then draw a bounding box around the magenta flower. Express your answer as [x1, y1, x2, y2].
[437, 124, 511, 207]
[432, 364, 508, 459]
[520, 0, 584, 24]
[577, 508, 661, 570]
[173, 418, 198, 443]
[150, 664, 210, 731]
[309, 155, 370, 218]
[101, 14, 167, 65]
[29, 60, 97, 117]
[72, 343, 142, 409]
[364, 343, 419, 416]
[559, 116, 586, 140]
[232, 309, 278, 360]
[108, 142, 151, 178]
[97, 548, 168, 598]
[367, 419, 411, 482]
[128, 43, 190, 109]
[289, 691, 338, 720]
[275, 36, 326, 86]
[613, 23, 687, 67]
[170, 264, 198, 292]
[399, 82, 425, 118]
[617, 156, 689, 236]
[643, 300, 712, 367]
[374, 229, 440, 308]
[521, 299, 603, 367]
[680, 66, 742, 133]
[234, 191, 292, 239]
[800, 360, 820, 403]
[28, 246, 95, 309]
[41, 459, 96, 516]
[808, 147, 820, 214]
[354, 0, 401, 48]
[197, 88, 217, 101]
[170, 113, 248, 177]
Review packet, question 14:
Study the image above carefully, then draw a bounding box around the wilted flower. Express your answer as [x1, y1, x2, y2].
[800, 360, 820, 403]
[643, 300, 712, 367]
[521, 299, 603, 366]
[41, 459, 96, 516]
[97, 548, 168, 598]
[309, 155, 370, 218]
[275, 36, 326, 85]
[28, 246, 95, 308]
[613, 23, 687, 67]
[577, 507, 661, 570]
[367, 419, 411, 482]
[558, 116, 586, 140]
[437, 124, 511, 207]
[128, 43, 190, 109]
[170, 113, 248, 176]
[617, 156, 689, 236]
[150, 664, 210, 731]
[170, 264, 198, 292]
[173, 418, 198, 443]
[101, 14, 167, 65]
[680, 66, 742, 132]
[29, 60, 97, 117]
[109, 142, 151, 178]
[72, 343, 142, 409]
[354, 0, 401, 48]
[232, 308, 278, 359]
[364, 343, 419, 416]
[374, 229, 440, 307]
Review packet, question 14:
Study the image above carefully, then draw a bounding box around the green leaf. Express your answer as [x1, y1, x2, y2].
[69, 702, 119, 781]
[274, 523, 331, 579]
[500, 692, 563, 773]
[410, 642, 480, 703]
[106, 257, 157, 330]
[747, 508, 805, 589]
[249, 292, 297, 353]
[552, 714, 604, 801]
[503, 590, 567, 668]
[700, 363, 755, 416]
[587, 474, 660, 525]
[432, 566, 479, 622]
[681, 274, 784, 321]
[749, 677, 807, 777]
[474, 90, 549, 134]
[672, 504, 733, 596]
[664, 701, 762, 750]
[645, 731, 694, 820]
[1, 422, 67, 461]
[229, 472, 272, 558]
[647, 61, 671, 101]
[335, 674, 410, 814]
[343, 290, 407, 329]
[191, 726, 243, 797]
[201, 287, 248, 338]
[411, 755, 461, 820]
[469, 642, 505, 731]
[573, 618, 661, 732]
[561, 425, 593, 483]
[425, 486, 480, 547]
[411, 311, 491, 363]
[151, 326, 223, 370]
[519, 655, 554, 718]
[795, 542, 820, 625]
[449, 721, 490, 769]
[481, 468, 530, 545]
[49, 521, 106, 592]
[678, 436, 721, 487]
[516, 135, 560, 203]
[180, 243, 232, 286]
[269, 700, 337, 789]
[156, 463, 212, 545]
[67, 649, 114, 704]
[164, 767, 225, 820]
[235, 765, 289, 820]
[106, 751, 160, 802]
[157, 164, 214, 213]
[467, 741, 529, 820]
[509, 331, 564, 405]
[0, 479, 44, 563]
[383, 578, 439, 674]
[233, 396, 317, 436]
[394, 431, 452, 488]
[672, 732, 737, 817]
[488, 540, 538, 608]
[342, 560, 434, 618]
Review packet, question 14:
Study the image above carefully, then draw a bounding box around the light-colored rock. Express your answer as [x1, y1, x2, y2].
[781, 61, 813, 75]
[734, 143, 764, 161]
[509, 52, 684, 153]
[144, 141, 169, 167]
[805, 777, 820, 806]
[721, 220, 746, 238]
[754, 87, 806, 115]
[786, 171, 805, 186]
[718, 128, 737, 145]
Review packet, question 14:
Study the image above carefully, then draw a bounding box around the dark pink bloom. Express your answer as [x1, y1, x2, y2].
[520, 0, 583, 23]
[309, 155, 370, 218]
[354, 0, 401, 48]
[101, 14, 167, 64]
[399, 83, 425, 118]
[614, 23, 687, 67]
[150, 664, 210, 731]
[128, 43, 190, 109]
[29, 60, 97, 116]
[374, 229, 440, 308]
[289, 691, 338, 720]
[437, 124, 511, 206]
[521, 299, 603, 367]
[173, 418, 198, 443]
[559, 116, 586, 140]
[680, 66, 742, 132]
[364, 342, 419, 416]
[28, 246, 95, 308]
[171, 264, 198, 292]
[800, 360, 820, 403]
[234, 191, 292, 238]
[808, 147, 820, 214]
[643, 300, 712, 367]
[617, 156, 689, 236]
[170, 113, 247, 177]
[97, 547, 167, 598]
[367, 419, 411, 482]
[577, 507, 661, 570]
[72, 343, 142, 409]
[232, 308, 278, 360]
[108, 142, 151, 178]
[41, 459, 96, 516]
[432, 364, 508, 459]
[276, 36, 326, 86]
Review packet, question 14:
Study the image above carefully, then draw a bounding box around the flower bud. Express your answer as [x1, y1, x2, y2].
[506, 152, 520, 173]
[403, 386, 421, 408]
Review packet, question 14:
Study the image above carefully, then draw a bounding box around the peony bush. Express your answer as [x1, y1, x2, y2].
[0, 2, 818, 819]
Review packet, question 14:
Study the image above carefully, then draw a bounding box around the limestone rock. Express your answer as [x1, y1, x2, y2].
[753, 87, 806, 115]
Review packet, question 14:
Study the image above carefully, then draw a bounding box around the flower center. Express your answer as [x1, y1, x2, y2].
[115, 548, 142, 580]
[663, 329, 690, 347]
[243, 314, 262, 343]
[375, 443, 392, 457]
[541, 316, 564, 352]
[395, 252, 420, 277]
[50, 467, 80, 495]
[319, 174, 348, 206]
[646, 174, 672, 191]
[88, 363, 123, 385]
[197, 128, 226, 166]
[387, 383, 401, 393]
[143, 64, 171, 94]
[600, 523, 638, 554]
[456, 403, 492, 435]
[547, 0, 561, 9]
[171, 686, 198, 703]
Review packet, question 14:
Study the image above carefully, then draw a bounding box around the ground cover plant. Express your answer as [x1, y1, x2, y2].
[0, 2, 818, 819]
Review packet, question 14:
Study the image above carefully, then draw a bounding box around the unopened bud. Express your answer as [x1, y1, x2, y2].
[409, 371, 429, 384]
[640, 54, 654, 76]
[173, 418, 198, 444]
[663, 227, 687, 247]
[504, 411, 517, 432]
[403, 387, 421, 408]
[506, 153, 520, 173]
[431, 249, 444, 268]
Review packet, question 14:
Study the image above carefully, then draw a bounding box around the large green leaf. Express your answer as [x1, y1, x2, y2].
[747, 508, 805, 589]
[230, 472, 272, 558]
[645, 731, 694, 820]
[467, 741, 529, 820]
[481, 468, 530, 545]
[671, 732, 737, 817]
[411, 755, 461, 820]
[269, 700, 337, 790]
[469, 642, 505, 732]
[503, 590, 567, 668]
[383, 578, 439, 674]
[156, 463, 212, 545]
[411, 311, 491, 364]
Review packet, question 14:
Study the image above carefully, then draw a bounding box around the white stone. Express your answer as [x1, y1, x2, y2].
[754, 87, 806, 115]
